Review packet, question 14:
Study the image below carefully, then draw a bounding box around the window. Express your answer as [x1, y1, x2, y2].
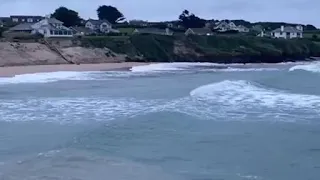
[50, 30, 53, 35]
[297, 33, 301, 36]
[286, 32, 290, 36]
[54, 31, 59, 35]
[27, 18, 33, 23]
[12, 18, 19, 22]
[280, 32, 283, 35]
[21, 19, 25, 22]
[67, 31, 72, 35]
[58, 31, 63, 35]
[63, 31, 67, 35]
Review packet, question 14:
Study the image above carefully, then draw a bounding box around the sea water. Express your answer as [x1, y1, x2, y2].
[0, 62, 320, 180]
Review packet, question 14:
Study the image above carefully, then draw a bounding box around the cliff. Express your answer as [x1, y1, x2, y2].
[1, 35, 320, 67]
[80, 35, 320, 63]
[0, 42, 126, 66]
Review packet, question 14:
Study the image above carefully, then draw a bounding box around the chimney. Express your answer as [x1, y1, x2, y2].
[281, 25, 284, 32]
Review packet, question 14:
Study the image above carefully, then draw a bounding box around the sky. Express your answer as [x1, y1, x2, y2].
[0, 0, 319, 27]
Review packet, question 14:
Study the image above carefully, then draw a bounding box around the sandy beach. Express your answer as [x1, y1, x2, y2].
[0, 62, 149, 77]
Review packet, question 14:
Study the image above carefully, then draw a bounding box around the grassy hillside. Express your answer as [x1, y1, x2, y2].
[80, 34, 320, 63]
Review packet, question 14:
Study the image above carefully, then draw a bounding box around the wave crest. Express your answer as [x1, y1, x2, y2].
[190, 80, 320, 109]
[289, 62, 320, 73]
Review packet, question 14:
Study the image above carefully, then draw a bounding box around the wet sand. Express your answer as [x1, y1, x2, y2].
[0, 62, 149, 77]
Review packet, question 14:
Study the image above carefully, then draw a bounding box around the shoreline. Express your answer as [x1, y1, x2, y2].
[0, 62, 150, 77]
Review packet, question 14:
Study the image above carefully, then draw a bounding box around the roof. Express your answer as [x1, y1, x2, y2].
[188, 28, 212, 34]
[9, 23, 33, 31]
[87, 19, 112, 26]
[47, 18, 63, 24]
[272, 26, 302, 33]
[10, 15, 43, 19]
[44, 24, 71, 31]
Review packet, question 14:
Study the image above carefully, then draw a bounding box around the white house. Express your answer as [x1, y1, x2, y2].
[214, 21, 246, 32]
[271, 25, 303, 39]
[85, 19, 115, 33]
[31, 17, 73, 38]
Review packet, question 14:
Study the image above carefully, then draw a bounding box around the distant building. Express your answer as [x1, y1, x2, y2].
[10, 15, 44, 23]
[214, 21, 238, 32]
[185, 28, 213, 36]
[214, 21, 249, 33]
[85, 19, 118, 33]
[271, 25, 303, 39]
[31, 17, 73, 37]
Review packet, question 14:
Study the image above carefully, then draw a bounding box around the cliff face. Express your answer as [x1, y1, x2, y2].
[0, 42, 126, 66]
[80, 35, 320, 63]
[0, 42, 66, 66]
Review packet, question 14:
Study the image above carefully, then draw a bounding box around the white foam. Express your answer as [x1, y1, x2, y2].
[0, 71, 104, 84]
[130, 62, 218, 72]
[0, 98, 166, 123]
[214, 67, 279, 72]
[289, 62, 320, 73]
[190, 80, 320, 109]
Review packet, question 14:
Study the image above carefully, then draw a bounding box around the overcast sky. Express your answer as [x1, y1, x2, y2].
[0, 0, 319, 27]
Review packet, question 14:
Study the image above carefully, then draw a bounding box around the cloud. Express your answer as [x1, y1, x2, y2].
[0, 0, 319, 26]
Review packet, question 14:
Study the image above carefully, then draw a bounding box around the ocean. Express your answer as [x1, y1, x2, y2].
[0, 62, 320, 180]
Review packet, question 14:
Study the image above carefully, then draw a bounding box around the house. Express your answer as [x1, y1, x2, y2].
[31, 17, 73, 38]
[185, 28, 213, 36]
[214, 21, 238, 32]
[271, 25, 303, 39]
[85, 19, 116, 33]
[133, 28, 173, 35]
[10, 15, 44, 23]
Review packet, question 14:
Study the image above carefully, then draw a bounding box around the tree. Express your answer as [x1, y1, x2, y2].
[97, 5, 125, 24]
[305, 24, 317, 31]
[51, 7, 81, 27]
[178, 10, 205, 28]
[312, 34, 318, 40]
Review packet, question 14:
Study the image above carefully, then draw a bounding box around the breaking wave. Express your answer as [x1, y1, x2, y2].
[131, 62, 285, 73]
[289, 62, 320, 73]
[1, 80, 319, 124]
[190, 80, 320, 110]
[130, 62, 219, 72]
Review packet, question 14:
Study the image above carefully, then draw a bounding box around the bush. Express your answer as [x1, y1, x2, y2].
[312, 34, 318, 40]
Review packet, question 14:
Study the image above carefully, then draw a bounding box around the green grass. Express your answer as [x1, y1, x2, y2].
[118, 28, 135, 35]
